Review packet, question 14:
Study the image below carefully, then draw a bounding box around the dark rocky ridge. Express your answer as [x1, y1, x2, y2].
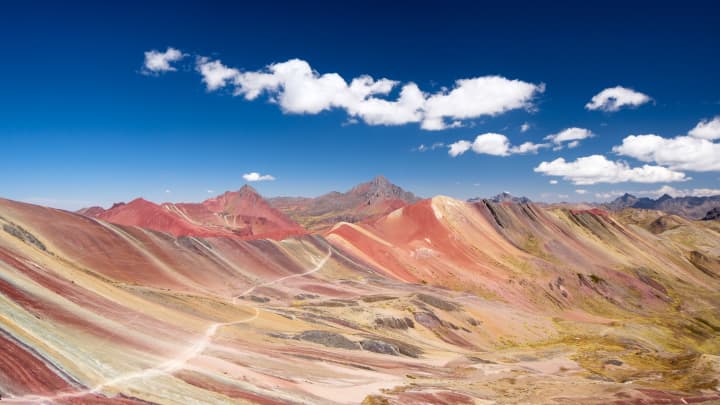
[703, 207, 720, 221]
[604, 193, 720, 219]
[469, 192, 532, 204]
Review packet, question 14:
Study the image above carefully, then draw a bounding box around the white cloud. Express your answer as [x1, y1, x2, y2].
[646, 185, 720, 198]
[242, 172, 275, 182]
[448, 140, 472, 157]
[186, 54, 544, 130]
[688, 116, 720, 140]
[549, 179, 558, 185]
[472, 133, 513, 156]
[534, 154, 689, 185]
[612, 117, 720, 172]
[544, 127, 593, 149]
[165, 189, 172, 193]
[196, 57, 240, 91]
[448, 133, 548, 157]
[595, 191, 626, 200]
[143, 47, 185, 74]
[575, 189, 588, 195]
[612, 134, 720, 172]
[207, 190, 215, 194]
[520, 122, 530, 132]
[510, 141, 547, 154]
[687, 188, 720, 197]
[585, 86, 651, 112]
[422, 78, 544, 130]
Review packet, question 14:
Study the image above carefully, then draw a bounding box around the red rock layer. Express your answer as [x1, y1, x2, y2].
[88, 186, 306, 241]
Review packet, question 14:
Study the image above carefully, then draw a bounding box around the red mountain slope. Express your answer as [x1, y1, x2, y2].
[89, 186, 305, 240]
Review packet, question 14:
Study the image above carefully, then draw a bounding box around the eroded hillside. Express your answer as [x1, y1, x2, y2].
[0, 196, 719, 404]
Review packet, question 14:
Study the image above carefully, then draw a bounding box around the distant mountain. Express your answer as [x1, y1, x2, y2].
[268, 175, 420, 231]
[76, 206, 105, 217]
[468, 192, 531, 204]
[604, 193, 720, 219]
[80, 185, 306, 240]
[703, 207, 720, 221]
[603, 193, 638, 211]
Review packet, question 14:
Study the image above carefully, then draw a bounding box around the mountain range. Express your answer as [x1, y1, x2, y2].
[468, 192, 532, 204]
[77, 176, 420, 238]
[268, 175, 419, 230]
[79, 185, 305, 240]
[603, 193, 720, 219]
[1, 179, 720, 404]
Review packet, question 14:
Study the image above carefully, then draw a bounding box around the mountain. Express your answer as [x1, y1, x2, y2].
[86, 185, 306, 240]
[269, 175, 421, 231]
[76, 206, 105, 216]
[604, 193, 720, 219]
[468, 192, 532, 204]
[603, 193, 638, 210]
[2, 195, 720, 404]
[703, 207, 720, 220]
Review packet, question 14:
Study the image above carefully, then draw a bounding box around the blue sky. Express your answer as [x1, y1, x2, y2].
[1, 1, 719, 209]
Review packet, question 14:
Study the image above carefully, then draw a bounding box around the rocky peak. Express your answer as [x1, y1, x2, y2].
[350, 176, 419, 203]
[238, 184, 260, 195]
[702, 207, 720, 221]
[470, 192, 531, 204]
[370, 175, 391, 187]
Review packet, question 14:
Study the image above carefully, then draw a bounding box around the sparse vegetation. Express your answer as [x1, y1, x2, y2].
[2, 222, 46, 251]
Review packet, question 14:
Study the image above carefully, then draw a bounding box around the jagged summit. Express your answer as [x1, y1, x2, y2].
[604, 193, 720, 219]
[371, 174, 390, 185]
[238, 184, 259, 194]
[78, 187, 305, 240]
[349, 175, 420, 205]
[269, 176, 420, 231]
[468, 192, 531, 204]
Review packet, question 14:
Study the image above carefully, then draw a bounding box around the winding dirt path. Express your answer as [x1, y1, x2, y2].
[4, 248, 332, 404]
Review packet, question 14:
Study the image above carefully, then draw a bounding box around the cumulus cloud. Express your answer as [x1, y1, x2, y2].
[448, 133, 548, 157]
[242, 172, 275, 182]
[688, 116, 720, 140]
[196, 57, 240, 91]
[585, 86, 651, 112]
[575, 189, 588, 195]
[448, 140, 472, 157]
[544, 127, 593, 150]
[510, 141, 547, 154]
[150, 49, 544, 130]
[612, 122, 720, 172]
[534, 154, 689, 185]
[143, 47, 185, 74]
[421, 78, 544, 130]
[549, 179, 558, 185]
[520, 122, 530, 132]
